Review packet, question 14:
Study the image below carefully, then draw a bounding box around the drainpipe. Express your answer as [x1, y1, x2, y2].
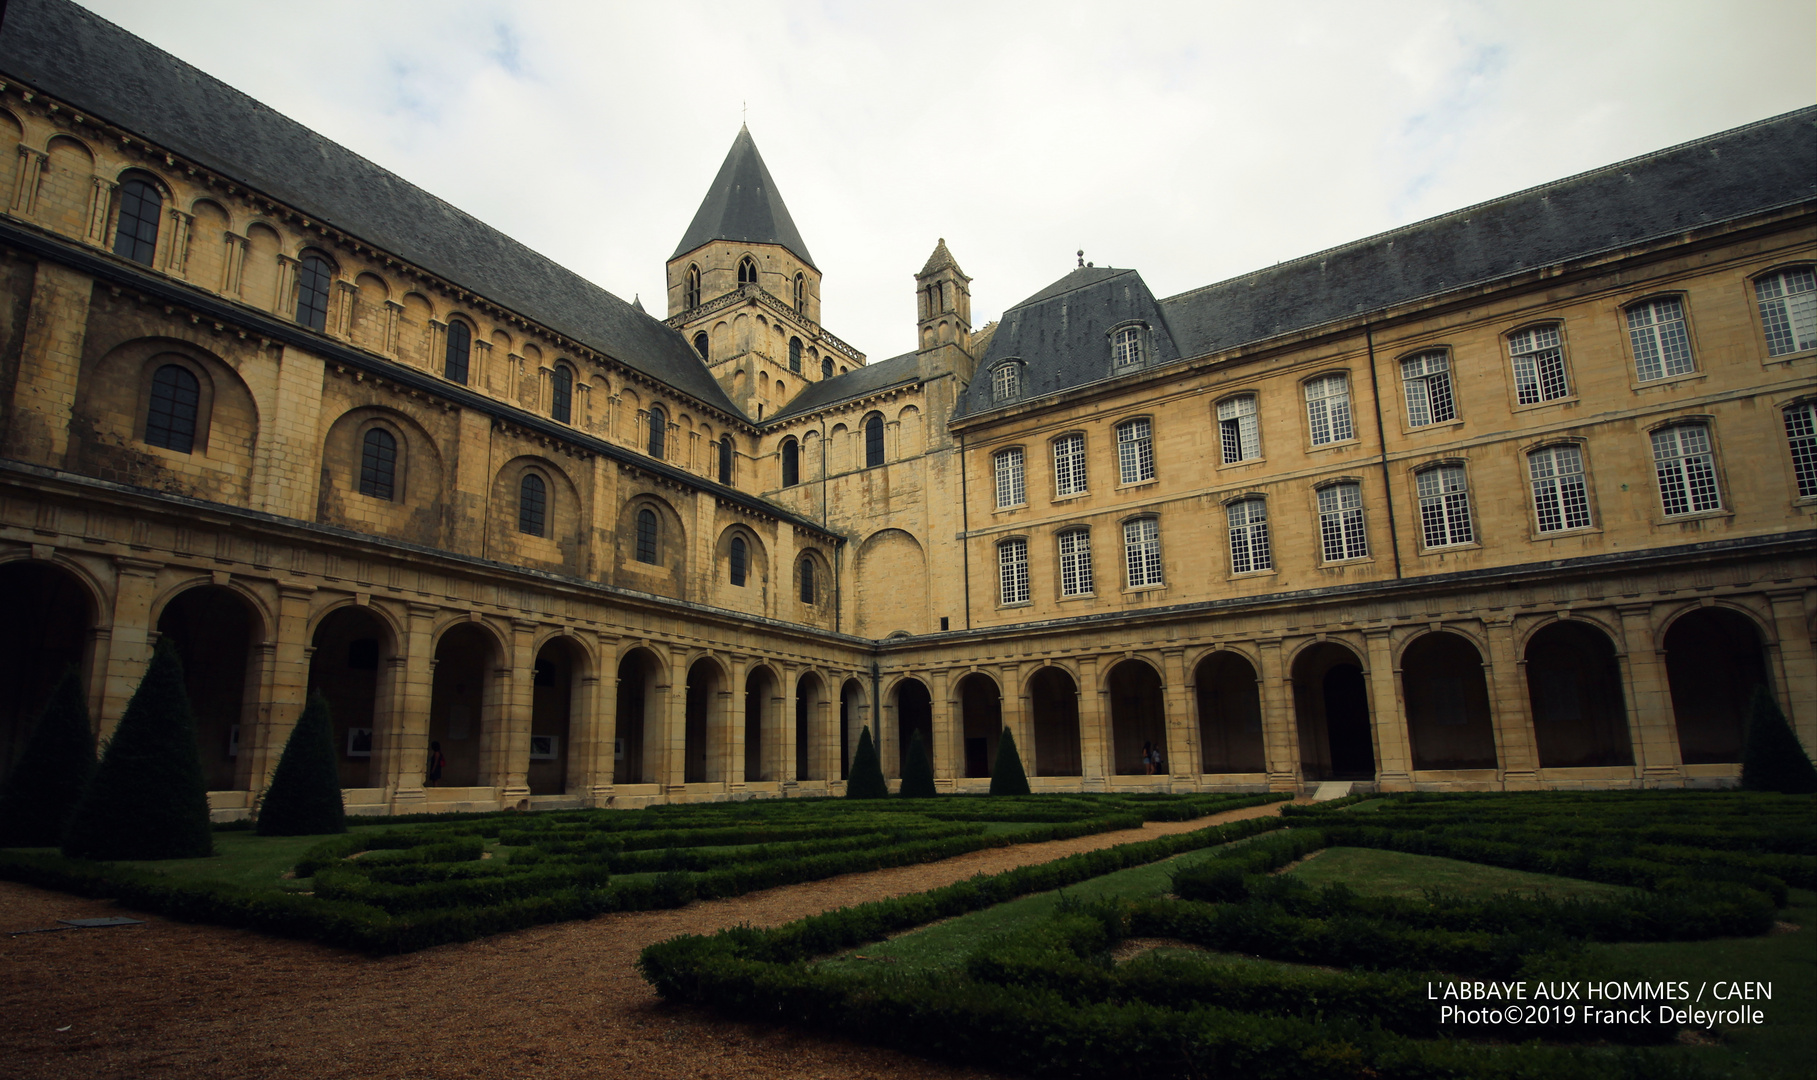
[1364, 322, 1403, 579]
[958, 429, 972, 629]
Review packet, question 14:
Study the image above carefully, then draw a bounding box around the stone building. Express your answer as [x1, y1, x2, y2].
[0, 0, 1811, 818]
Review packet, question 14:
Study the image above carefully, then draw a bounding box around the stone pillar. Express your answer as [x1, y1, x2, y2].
[1162, 647, 1195, 783]
[660, 662, 686, 794]
[4, 262, 93, 464]
[1617, 603, 1684, 785]
[725, 654, 749, 792]
[387, 603, 439, 811]
[494, 620, 535, 799]
[246, 583, 315, 792]
[1078, 657, 1109, 789]
[275, 255, 299, 320]
[11, 147, 46, 215]
[585, 634, 619, 804]
[1483, 619, 1540, 789]
[1255, 639, 1300, 792]
[330, 279, 358, 339]
[84, 176, 116, 244]
[537, 366, 553, 414]
[98, 558, 161, 743]
[1766, 589, 1817, 756]
[778, 669, 798, 786]
[383, 300, 404, 357]
[928, 670, 955, 787]
[427, 320, 449, 376]
[1364, 630, 1414, 790]
[222, 231, 247, 296]
[472, 339, 494, 392]
[163, 206, 193, 278]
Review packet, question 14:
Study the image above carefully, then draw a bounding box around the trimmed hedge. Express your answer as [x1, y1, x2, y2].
[256, 691, 347, 837]
[0, 668, 95, 848]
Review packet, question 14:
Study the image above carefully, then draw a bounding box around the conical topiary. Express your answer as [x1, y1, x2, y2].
[256, 690, 347, 836]
[989, 727, 1031, 796]
[62, 637, 213, 860]
[900, 729, 937, 798]
[845, 725, 889, 799]
[1741, 687, 1817, 795]
[0, 668, 96, 847]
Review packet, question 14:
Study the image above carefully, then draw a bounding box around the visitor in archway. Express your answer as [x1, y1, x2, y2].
[426, 741, 445, 787]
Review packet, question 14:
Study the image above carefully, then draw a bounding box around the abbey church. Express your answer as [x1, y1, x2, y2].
[0, 0, 1812, 819]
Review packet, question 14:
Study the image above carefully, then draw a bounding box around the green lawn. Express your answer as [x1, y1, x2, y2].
[1287, 845, 1631, 900]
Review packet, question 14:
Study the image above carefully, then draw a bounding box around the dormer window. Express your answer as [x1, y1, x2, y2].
[738, 257, 758, 286]
[991, 360, 1021, 403]
[1111, 325, 1144, 369]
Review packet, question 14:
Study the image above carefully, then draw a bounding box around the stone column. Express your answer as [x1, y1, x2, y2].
[1078, 656, 1109, 789]
[384, 300, 404, 357]
[1162, 647, 1196, 783]
[778, 668, 799, 787]
[494, 620, 536, 799]
[331, 279, 358, 339]
[275, 255, 299, 320]
[1616, 603, 1684, 785]
[1363, 630, 1414, 790]
[660, 662, 687, 794]
[246, 583, 315, 792]
[1483, 618, 1540, 789]
[98, 558, 162, 743]
[84, 176, 116, 244]
[163, 206, 193, 278]
[472, 339, 494, 392]
[1766, 589, 1817, 756]
[928, 670, 955, 787]
[388, 603, 439, 812]
[585, 634, 619, 805]
[222, 232, 247, 296]
[724, 654, 749, 791]
[1255, 638, 1300, 792]
[11, 147, 45, 215]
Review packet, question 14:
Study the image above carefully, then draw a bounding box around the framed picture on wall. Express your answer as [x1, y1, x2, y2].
[529, 735, 559, 760]
[347, 727, 373, 757]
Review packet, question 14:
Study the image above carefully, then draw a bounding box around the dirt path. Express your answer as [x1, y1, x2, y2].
[0, 801, 1287, 1080]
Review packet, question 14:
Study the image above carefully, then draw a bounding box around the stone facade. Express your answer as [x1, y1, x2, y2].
[0, 2, 1812, 818]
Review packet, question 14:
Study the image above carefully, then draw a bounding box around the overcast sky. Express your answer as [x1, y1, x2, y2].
[78, 0, 1816, 363]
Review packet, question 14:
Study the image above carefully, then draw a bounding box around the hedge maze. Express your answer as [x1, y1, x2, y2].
[640, 791, 1816, 1080]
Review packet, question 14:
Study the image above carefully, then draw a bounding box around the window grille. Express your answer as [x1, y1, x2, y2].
[519, 474, 547, 537]
[112, 177, 161, 266]
[1059, 529, 1093, 596]
[1116, 418, 1154, 484]
[730, 537, 747, 586]
[1786, 402, 1817, 499]
[1627, 297, 1695, 381]
[1416, 464, 1475, 547]
[993, 447, 1025, 508]
[991, 363, 1020, 403]
[1227, 499, 1272, 573]
[1112, 326, 1142, 368]
[445, 320, 471, 384]
[1756, 268, 1817, 356]
[296, 253, 333, 332]
[146, 364, 200, 453]
[635, 508, 659, 562]
[1124, 518, 1163, 587]
[1217, 395, 1260, 463]
[799, 558, 816, 604]
[1317, 483, 1368, 561]
[551, 365, 573, 424]
[1054, 433, 1088, 496]
[865, 414, 885, 467]
[1529, 445, 1592, 532]
[998, 538, 1029, 605]
[1651, 424, 1721, 516]
[359, 428, 397, 500]
[1304, 374, 1353, 445]
[1508, 325, 1569, 404]
[789, 337, 802, 373]
[648, 406, 666, 459]
[1400, 351, 1455, 426]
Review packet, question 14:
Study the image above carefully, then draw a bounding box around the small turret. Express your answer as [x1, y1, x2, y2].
[915, 238, 974, 384]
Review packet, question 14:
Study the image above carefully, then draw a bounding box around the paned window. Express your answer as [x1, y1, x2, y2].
[145, 363, 200, 453]
[647, 405, 666, 459]
[1786, 402, 1817, 499]
[729, 536, 747, 586]
[998, 538, 1029, 605]
[1304, 374, 1353, 446]
[991, 362, 1020, 403]
[684, 264, 701, 309]
[445, 320, 471, 384]
[1652, 424, 1722, 516]
[1416, 464, 1475, 548]
[794, 273, 806, 313]
[1317, 483, 1368, 562]
[865, 413, 885, 467]
[1756, 268, 1817, 356]
[635, 508, 659, 563]
[358, 428, 397, 500]
[781, 438, 799, 487]
[693, 332, 709, 360]
[1227, 498, 1271, 574]
[1116, 418, 1154, 484]
[1053, 433, 1088, 496]
[1123, 517, 1163, 588]
[1400, 351, 1455, 426]
[789, 337, 802, 373]
[718, 436, 734, 485]
[112, 176, 161, 266]
[1217, 395, 1260, 463]
[1058, 529, 1093, 596]
[821, 356, 833, 379]
[296, 252, 333, 332]
[1508, 325, 1569, 404]
[1528, 445, 1592, 533]
[1627, 297, 1695, 381]
[1112, 326, 1143, 368]
[993, 447, 1025, 508]
[518, 473, 547, 537]
[551, 365, 573, 423]
[738, 257, 757, 285]
[799, 558, 816, 604]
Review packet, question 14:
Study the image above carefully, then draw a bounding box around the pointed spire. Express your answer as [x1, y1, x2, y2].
[918, 237, 965, 279]
[672, 127, 815, 267]
[632, 293, 646, 313]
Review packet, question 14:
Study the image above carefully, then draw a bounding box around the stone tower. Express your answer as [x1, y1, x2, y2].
[915, 238, 976, 385]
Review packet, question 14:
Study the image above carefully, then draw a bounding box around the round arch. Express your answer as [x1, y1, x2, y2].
[1194, 650, 1265, 774]
[1662, 605, 1771, 765]
[614, 645, 665, 786]
[891, 676, 934, 780]
[796, 669, 830, 781]
[1027, 664, 1082, 777]
[955, 671, 1002, 779]
[743, 662, 783, 783]
[531, 634, 590, 795]
[1290, 640, 1373, 781]
[1399, 631, 1497, 771]
[0, 559, 99, 783]
[1105, 657, 1167, 776]
[155, 582, 266, 791]
[1524, 620, 1634, 768]
[307, 603, 398, 790]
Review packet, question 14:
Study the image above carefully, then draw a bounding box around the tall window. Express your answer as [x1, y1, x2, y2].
[998, 538, 1029, 605]
[1227, 498, 1271, 573]
[738, 257, 757, 285]
[864, 413, 885, 467]
[693, 332, 709, 360]
[296, 252, 333, 332]
[1400, 351, 1455, 426]
[684, 264, 701, 309]
[781, 438, 800, 487]
[551, 365, 573, 423]
[518, 473, 546, 537]
[798, 557, 816, 604]
[635, 508, 659, 562]
[1529, 445, 1591, 533]
[1317, 483, 1368, 562]
[793, 272, 806, 313]
[1217, 395, 1260, 463]
[1627, 297, 1695, 381]
[1757, 267, 1817, 356]
[718, 435, 734, 485]
[1116, 418, 1154, 484]
[993, 447, 1025, 508]
[112, 176, 161, 266]
[730, 536, 747, 586]
[1652, 424, 1721, 516]
[1304, 374, 1353, 445]
[1058, 529, 1093, 596]
[1112, 326, 1143, 368]
[821, 356, 833, 379]
[358, 428, 397, 500]
[445, 320, 472, 384]
[145, 363, 200, 453]
[991, 362, 1020, 403]
[647, 405, 666, 459]
[1053, 433, 1088, 496]
[1787, 402, 1817, 499]
[789, 337, 802, 373]
[1416, 464, 1475, 548]
[1123, 518, 1163, 588]
[1508, 325, 1569, 404]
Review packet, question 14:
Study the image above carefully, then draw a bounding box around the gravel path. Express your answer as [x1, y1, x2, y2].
[0, 801, 1287, 1080]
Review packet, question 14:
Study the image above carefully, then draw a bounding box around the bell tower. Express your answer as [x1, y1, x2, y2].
[915, 238, 975, 384]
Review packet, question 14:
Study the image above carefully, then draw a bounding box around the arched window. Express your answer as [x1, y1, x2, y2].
[1116, 417, 1154, 484]
[1756, 267, 1816, 355]
[864, 413, 885, 468]
[1508, 325, 1569, 404]
[518, 473, 547, 537]
[551, 364, 573, 423]
[296, 251, 333, 332]
[991, 362, 1020, 403]
[1317, 482, 1368, 561]
[1304, 374, 1354, 445]
[998, 538, 1029, 605]
[1400, 351, 1455, 426]
[1123, 517, 1163, 587]
[1626, 297, 1694, 381]
[1227, 498, 1271, 573]
[647, 405, 666, 459]
[1058, 528, 1093, 596]
[685, 264, 701, 309]
[1415, 464, 1474, 548]
[1217, 395, 1260, 463]
[793, 272, 806, 313]
[738, 256, 757, 285]
[798, 556, 816, 604]
[635, 508, 659, 563]
[358, 428, 397, 500]
[445, 320, 472, 384]
[730, 536, 748, 586]
[112, 175, 162, 266]
[693, 331, 709, 360]
[145, 363, 200, 453]
[993, 447, 1025, 508]
[718, 435, 734, 485]
[1053, 432, 1087, 496]
[789, 337, 803, 373]
[1529, 445, 1592, 533]
[1651, 424, 1721, 516]
[821, 356, 833, 379]
[781, 438, 800, 487]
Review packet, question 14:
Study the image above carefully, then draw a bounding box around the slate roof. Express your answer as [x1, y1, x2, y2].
[768, 350, 922, 423]
[0, 0, 746, 420]
[959, 107, 1817, 420]
[671, 126, 816, 269]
